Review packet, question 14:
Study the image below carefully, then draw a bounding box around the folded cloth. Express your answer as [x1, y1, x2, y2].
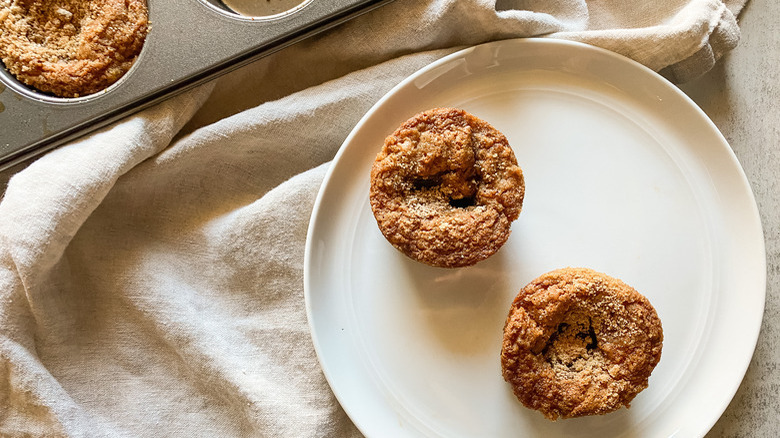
[0, 0, 746, 436]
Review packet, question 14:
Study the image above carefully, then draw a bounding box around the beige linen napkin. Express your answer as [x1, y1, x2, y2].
[0, 0, 746, 436]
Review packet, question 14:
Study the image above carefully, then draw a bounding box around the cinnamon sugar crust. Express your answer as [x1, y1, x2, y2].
[369, 107, 525, 268]
[501, 267, 663, 420]
[0, 0, 149, 97]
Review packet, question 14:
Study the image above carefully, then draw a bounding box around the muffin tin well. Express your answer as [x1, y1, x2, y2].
[0, 0, 395, 169]
[207, 0, 311, 18]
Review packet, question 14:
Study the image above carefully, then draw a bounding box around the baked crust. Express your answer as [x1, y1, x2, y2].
[369, 107, 525, 268]
[0, 0, 149, 97]
[501, 267, 663, 420]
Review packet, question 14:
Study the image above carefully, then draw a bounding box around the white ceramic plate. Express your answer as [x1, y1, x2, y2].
[304, 39, 765, 438]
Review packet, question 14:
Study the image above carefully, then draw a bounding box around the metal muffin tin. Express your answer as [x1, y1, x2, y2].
[0, 0, 395, 170]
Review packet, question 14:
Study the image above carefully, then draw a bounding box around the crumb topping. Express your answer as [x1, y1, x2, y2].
[369, 108, 525, 268]
[501, 267, 663, 420]
[0, 0, 149, 97]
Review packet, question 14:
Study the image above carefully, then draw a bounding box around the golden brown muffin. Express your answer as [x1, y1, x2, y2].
[501, 267, 663, 420]
[369, 107, 525, 268]
[0, 0, 149, 97]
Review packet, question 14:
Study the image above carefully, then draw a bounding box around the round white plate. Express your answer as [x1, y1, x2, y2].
[304, 39, 765, 438]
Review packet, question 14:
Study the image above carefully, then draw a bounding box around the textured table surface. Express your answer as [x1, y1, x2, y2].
[682, 0, 779, 436]
[0, 1, 777, 436]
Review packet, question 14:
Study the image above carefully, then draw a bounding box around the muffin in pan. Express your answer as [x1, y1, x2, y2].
[0, 0, 149, 98]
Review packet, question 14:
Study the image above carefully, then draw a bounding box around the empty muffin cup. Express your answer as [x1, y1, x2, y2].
[204, 0, 311, 18]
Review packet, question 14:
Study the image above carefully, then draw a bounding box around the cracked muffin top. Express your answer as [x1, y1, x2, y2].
[501, 267, 663, 420]
[0, 0, 149, 97]
[369, 107, 524, 268]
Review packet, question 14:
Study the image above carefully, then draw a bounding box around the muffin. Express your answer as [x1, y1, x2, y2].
[0, 0, 149, 97]
[369, 107, 525, 268]
[501, 267, 663, 420]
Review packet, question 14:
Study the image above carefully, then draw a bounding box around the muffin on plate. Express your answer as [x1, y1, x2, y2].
[501, 267, 663, 420]
[369, 107, 525, 268]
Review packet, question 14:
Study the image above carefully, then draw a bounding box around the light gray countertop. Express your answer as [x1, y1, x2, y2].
[0, 0, 777, 435]
[682, 0, 779, 436]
